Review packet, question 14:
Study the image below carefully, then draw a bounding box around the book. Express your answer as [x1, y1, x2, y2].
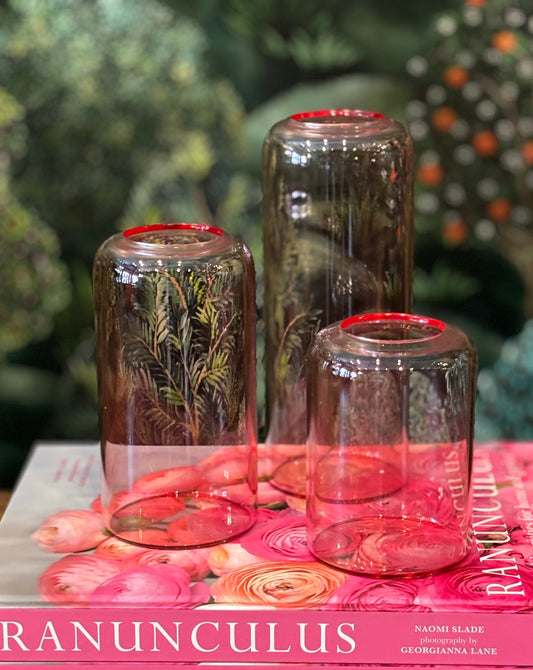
[0, 440, 532, 667]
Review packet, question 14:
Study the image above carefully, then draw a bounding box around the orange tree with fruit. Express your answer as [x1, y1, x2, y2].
[407, 0, 533, 353]
[407, 0, 533, 438]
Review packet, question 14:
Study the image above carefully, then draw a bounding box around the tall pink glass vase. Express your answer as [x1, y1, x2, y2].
[93, 223, 257, 549]
[306, 313, 477, 578]
[262, 110, 415, 496]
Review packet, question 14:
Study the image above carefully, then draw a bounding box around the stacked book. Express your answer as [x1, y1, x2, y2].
[0, 441, 532, 668]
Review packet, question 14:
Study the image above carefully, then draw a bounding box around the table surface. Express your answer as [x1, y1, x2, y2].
[0, 491, 10, 520]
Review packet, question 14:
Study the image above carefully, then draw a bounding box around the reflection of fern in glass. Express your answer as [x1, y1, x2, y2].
[265, 185, 406, 442]
[333, 373, 406, 447]
[409, 371, 450, 445]
[263, 111, 414, 446]
[123, 268, 244, 446]
[266, 228, 321, 440]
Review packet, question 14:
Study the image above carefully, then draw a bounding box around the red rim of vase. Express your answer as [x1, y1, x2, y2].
[341, 312, 447, 335]
[291, 109, 386, 122]
[123, 223, 225, 238]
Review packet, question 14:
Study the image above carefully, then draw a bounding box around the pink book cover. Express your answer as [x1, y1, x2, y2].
[0, 441, 532, 667]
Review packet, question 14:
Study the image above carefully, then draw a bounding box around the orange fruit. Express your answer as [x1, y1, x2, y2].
[417, 163, 444, 187]
[472, 130, 499, 157]
[492, 30, 518, 53]
[487, 198, 512, 222]
[521, 140, 533, 164]
[443, 65, 469, 89]
[432, 107, 458, 133]
[442, 220, 468, 245]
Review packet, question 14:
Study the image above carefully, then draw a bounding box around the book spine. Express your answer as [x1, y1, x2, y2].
[0, 608, 531, 665]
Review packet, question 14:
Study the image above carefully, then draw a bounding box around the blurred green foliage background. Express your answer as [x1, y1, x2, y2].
[0, 0, 532, 485]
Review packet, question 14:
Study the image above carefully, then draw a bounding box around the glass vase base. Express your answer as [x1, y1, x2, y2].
[314, 452, 404, 503]
[310, 516, 468, 578]
[107, 492, 255, 549]
[270, 455, 307, 498]
[270, 451, 404, 502]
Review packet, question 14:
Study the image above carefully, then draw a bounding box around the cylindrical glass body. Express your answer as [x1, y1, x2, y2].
[263, 110, 414, 491]
[306, 313, 477, 578]
[93, 223, 257, 549]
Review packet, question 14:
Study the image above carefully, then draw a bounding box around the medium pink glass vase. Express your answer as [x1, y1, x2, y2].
[93, 223, 257, 549]
[306, 313, 477, 578]
[262, 110, 414, 496]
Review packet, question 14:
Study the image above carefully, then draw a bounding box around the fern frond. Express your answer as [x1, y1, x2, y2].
[203, 366, 230, 392]
[188, 355, 208, 390]
[154, 286, 169, 346]
[120, 261, 245, 445]
[160, 385, 185, 408]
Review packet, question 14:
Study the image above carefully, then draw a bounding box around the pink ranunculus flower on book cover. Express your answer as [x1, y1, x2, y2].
[32, 509, 107, 553]
[508, 528, 533, 567]
[211, 480, 286, 506]
[363, 476, 457, 526]
[198, 443, 277, 484]
[89, 564, 210, 608]
[94, 535, 147, 561]
[415, 562, 533, 612]
[324, 575, 431, 612]
[256, 480, 287, 506]
[38, 554, 122, 605]
[124, 547, 211, 581]
[133, 465, 206, 494]
[107, 489, 186, 521]
[205, 542, 262, 576]
[210, 561, 347, 609]
[240, 510, 314, 562]
[167, 504, 251, 545]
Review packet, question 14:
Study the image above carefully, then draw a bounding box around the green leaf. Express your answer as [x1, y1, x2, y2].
[160, 386, 185, 407]
[414, 263, 481, 303]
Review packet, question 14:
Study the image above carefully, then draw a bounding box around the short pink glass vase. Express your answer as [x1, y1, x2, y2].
[93, 223, 257, 549]
[306, 313, 477, 578]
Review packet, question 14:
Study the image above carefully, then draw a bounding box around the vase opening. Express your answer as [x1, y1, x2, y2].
[291, 109, 386, 125]
[341, 312, 446, 343]
[123, 223, 225, 246]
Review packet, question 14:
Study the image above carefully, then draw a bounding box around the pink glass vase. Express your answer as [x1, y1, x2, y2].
[93, 223, 257, 549]
[262, 110, 414, 496]
[306, 313, 477, 578]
